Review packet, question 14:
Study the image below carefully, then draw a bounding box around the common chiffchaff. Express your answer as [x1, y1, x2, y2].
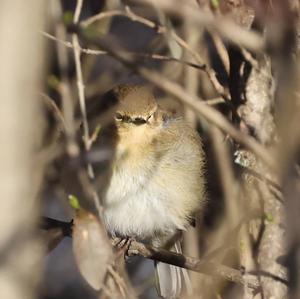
[103, 85, 205, 299]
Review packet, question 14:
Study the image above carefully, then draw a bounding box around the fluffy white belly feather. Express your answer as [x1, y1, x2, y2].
[103, 165, 178, 240]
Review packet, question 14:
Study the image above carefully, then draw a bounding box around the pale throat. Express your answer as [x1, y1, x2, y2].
[119, 123, 155, 144]
[114, 106, 166, 163]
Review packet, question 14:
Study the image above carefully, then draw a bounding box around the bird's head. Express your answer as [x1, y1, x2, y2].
[113, 85, 168, 138]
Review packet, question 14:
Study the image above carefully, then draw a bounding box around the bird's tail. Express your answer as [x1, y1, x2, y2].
[155, 242, 192, 299]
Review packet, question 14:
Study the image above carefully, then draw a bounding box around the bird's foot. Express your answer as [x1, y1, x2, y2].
[112, 236, 135, 261]
[111, 237, 123, 247]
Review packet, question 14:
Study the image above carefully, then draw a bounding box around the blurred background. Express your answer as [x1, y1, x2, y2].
[1, 0, 300, 299]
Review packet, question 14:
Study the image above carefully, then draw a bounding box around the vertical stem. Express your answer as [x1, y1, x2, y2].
[72, 0, 102, 214]
[0, 0, 46, 298]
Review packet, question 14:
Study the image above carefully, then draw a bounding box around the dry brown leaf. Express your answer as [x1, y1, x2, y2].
[73, 210, 113, 290]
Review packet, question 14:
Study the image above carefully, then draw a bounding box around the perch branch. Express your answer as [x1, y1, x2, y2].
[41, 217, 259, 290]
[127, 240, 260, 290]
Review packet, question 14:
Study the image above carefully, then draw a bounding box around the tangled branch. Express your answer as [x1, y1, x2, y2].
[42, 217, 259, 290]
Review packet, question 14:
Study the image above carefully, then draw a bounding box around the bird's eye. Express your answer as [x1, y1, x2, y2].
[132, 117, 147, 125]
[115, 112, 123, 121]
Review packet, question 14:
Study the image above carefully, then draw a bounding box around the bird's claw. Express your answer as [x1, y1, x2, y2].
[112, 237, 135, 261]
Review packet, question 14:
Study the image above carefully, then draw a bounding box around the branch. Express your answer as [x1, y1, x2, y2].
[42, 31, 106, 55]
[72, 0, 90, 153]
[75, 30, 275, 170]
[40, 217, 73, 237]
[51, 0, 79, 157]
[81, 6, 229, 99]
[42, 31, 210, 71]
[127, 240, 259, 290]
[41, 217, 259, 290]
[141, 0, 264, 52]
[72, 0, 102, 215]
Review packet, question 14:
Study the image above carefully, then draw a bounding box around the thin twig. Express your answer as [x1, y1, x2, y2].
[241, 47, 259, 70]
[210, 32, 230, 75]
[142, 0, 265, 52]
[42, 31, 106, 55]
[72, 0, 103, 216]
[77, 32, 275, 170]
[107, 265, 127, 298]
[210, 127, 239, 227]
[40, 92, 66, 131]
[81, 6, 229, 99]
[52, 0, 78, 157]
[42, 31, 209, 70]
[72, 0, 90, 152]
[205, 97, 226, 105]
[81, 8, 160, 29]
[41, 217, 73, 237]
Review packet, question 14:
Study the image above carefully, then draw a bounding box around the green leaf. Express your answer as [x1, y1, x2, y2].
[81, 26, 101, 40]
[211, 0, 219, 9]
[265, 213, 274, 223]
[94, 124, 101, 137]
[47, 75, 59, 90]
[63, 11, 74, 26]
[68, 194, 81, 210]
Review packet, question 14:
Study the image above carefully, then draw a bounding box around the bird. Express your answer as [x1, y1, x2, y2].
[102, 84, 206, 299]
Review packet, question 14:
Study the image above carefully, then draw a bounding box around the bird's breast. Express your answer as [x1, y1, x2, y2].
[103, 158, 179, 240]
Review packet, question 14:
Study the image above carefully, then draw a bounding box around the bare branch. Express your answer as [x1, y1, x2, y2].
[127, 240, 259, 290]
[76, 32, 275, 170]
[42, 31, 211, 71]
[50, 0, 79, 157]
[81, 6, 229, 99]
[41, 217, 260, 290]
[141, 0, 265, 52]
[72, 0, 102, 214]
[42, 31, 106, 55]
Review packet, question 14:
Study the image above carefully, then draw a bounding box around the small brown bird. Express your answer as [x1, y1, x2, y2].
[103, 85, 205, 298]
